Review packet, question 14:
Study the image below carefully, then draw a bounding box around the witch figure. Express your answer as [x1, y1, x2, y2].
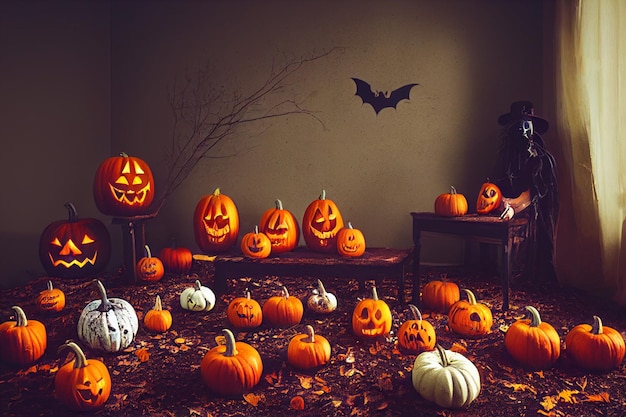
[492, 101, 559, 283]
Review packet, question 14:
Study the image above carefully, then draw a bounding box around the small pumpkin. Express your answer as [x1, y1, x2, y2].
[240, 226, 272, 259]
[159, 243, 193, 274]
[0, 306, 47, 365]
[476, 180, 502, 215]
[336, 222, 366, 257]
[55, 341, 111, 411]
[77, 280, 139, 353]
[144, 295, 172, 333]
[193, 187, 240, 253]
[397, 304, 436, 354]
[412, 344, 481, 409]
[227, 291, 263, 329]
[352, 286, 392, 338]
[180, 280, 216, 312]
[434, 186, 468, 217]
[201, 329, 263, 396]
[448, 289, 493, 337]
[504, 306, 560, 369]
[307, 279, 338, 314]
[262, 286, 304, 328]
[421, 278, 461, 314]
[287, 325, 331, 370]
[93, 152, 155, 217]
[565, 315, 625, 372]
[302, 189, 345, 253]
[136, 245, 164, 282]
[259, 199, 300, 253]
[37, 280, 66, 313]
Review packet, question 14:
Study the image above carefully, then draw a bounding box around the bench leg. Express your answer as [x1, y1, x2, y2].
[412, 240, 421, 306]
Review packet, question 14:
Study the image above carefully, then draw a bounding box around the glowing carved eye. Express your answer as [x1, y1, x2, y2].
[115, 176, 129, 185]
[51, 237, 62, 247]
[133, 161, 144, 174]
[82, 235, 95, 244]
[122, 161, 131, 174]
[132, 176, 142, 185]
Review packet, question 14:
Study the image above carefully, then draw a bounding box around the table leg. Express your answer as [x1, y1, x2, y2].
[412, 234, 422, 306]
[501, 236, 511, 311]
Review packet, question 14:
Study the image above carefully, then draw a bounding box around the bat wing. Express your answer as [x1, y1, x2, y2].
[352, 78, 418, 114]
[352, 78, 377, 105]
[388, 83, 418, 110]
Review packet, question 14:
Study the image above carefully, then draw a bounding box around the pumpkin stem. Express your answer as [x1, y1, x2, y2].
[254, 225, 260, 234]
[434, 344, 449, 367]
[245, 291, 251, 300]
[347, 222, 353, 229]
[64, 202, 78, 222]
[591, 315, 604, 335]
[407, 304, 423, 321]
[94, 279, 113, 312]
[194, 280, 203, 291]
[144, 244, 153, 258]
[319, 189, 326, 200]
[213, 187, 221, 197]
[371, 286, 379, 301]
[275, 199, 283, 210]
[450, 186, 457, 194]
[281, 286, 290, 299]
[58, 340, 88, 369]
[462, 289, 477, 305]
[153, 295, 163, 311]
[11, 306, 28, 327]
[120, 152, 129, 157]
[46, 280, 54, 291]
[303, 325, 316, 343]
[525, 306, 542, 327]
[316, 279, 327, 296]
[222, 329, 238, 357]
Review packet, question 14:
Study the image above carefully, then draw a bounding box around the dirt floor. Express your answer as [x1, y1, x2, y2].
[1, 260, 625, 417]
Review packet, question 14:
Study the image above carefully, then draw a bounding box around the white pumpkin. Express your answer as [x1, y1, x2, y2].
[411, 344, 481, 409]
[77, 279, 139, 353]
[180, 279, 216, 311]
[307, 279, 337, 314]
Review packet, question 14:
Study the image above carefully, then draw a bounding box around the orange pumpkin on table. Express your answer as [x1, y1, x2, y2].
[240, 226, 272, 259]
[302, 189, 344, 253]
[337, 222, 366, 257]
[259, 199, 300, 253]
[434, 186, 468, 217]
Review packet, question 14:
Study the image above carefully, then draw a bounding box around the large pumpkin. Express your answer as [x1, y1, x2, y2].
[421, 278, 460, 314]
[397, 304, 436, 354]
[77, 280, 138, 353]
[448, 289, 493, 337]
[352, 286, 392, 338]
[0, 306, 47, 366]
[476, 181, 502, 215]
[201, 329, 263, 396]
[227, 291, 263, 329]
[259, 199, 300, 253]
[39, 202, 111, 278]
[565, 315, 625, 372]
[262, 286, 304, 328]
[336, 222, 366, 257]
[504, 306, 560, 369]
[434, 186, 468, 217]
[287, 325, 332, 370]
[93, 152, 155, 217]
[302, 189, 344, 253]
[55, 341, 111, 411]
[193, 188, 240, 253]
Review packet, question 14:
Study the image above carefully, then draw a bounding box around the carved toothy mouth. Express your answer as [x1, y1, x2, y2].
[202, 223, 230, 243]
[340, 244, 361, 253]
[109, 182, 151, 205]
[359, 328, 384, 336]
[48, 252, 98, 268]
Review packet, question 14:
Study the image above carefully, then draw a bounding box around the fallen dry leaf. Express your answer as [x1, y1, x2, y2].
[243, 392, 263, 406]
[135, 348, 150, 362]
[584, 392, 610, 403]
[558, 389, 579, 403]
[297, 374, 313, 389]
[503, 381, 537, 394]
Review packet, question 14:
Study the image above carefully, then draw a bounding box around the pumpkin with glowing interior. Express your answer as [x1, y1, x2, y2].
[336, 222, 366, 257]
[39, 203, 111, 278]
[0, 306, 47, 365]
[259, 199, 300, 253]
[193, 188, 240, 253]
[37, 280, 66, 313]
[240, 226, 272, 258]
[93, 152, 155, 217]
[302, 189, 344, 253]
[352, 286, 392, 338]
[55, 341, 111, 411]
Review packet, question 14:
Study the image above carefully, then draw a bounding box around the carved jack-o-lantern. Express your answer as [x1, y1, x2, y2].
[39, 203, 111, 278]
[136, 245, 164, 282]
[302, 190, 344, 253]
[93, 152, 154, 217]
[476, 181, 502, 215]
[37, 280, 66, 313]
[240, 226, 272, 259]
[193, 188, 240, 253]
[336, 222, 366, 257]
[227, 291, 263, 329]
[352, 287, 392, 338]
[398, 304, 436, 353]
[259, 199, 300, 253]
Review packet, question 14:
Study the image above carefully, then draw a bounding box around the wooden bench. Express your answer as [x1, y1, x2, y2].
[212, 247, 413, 303]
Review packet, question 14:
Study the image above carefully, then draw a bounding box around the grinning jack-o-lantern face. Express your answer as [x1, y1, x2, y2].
[476, 181, 502, 215]
[259, 199, 300, 253]
[39, 203, 111, 278]
[351, 287, 392, 338]
[241, 226, 271, 258]
[302, 190, 344, 253]
[193, 188, 239, 253]
[397, 304, 436, 353]
[227, 292, 263, 328]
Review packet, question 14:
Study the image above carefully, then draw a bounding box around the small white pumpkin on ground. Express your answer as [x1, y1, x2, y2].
[411, 344, 481, 409]
[307, 279, 337, 314]
[77, 279, 138, 353]
[180, 279, 216, 312]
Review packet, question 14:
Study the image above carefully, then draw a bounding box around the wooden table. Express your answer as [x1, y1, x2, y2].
[212, 247, 413, 302]
[410, 212, 529, 310]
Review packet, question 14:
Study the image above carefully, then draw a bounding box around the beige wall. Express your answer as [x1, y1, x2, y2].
[0, 0, 545, 288]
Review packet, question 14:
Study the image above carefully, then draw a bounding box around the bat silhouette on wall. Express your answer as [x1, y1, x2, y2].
[351, 78, 418, 115]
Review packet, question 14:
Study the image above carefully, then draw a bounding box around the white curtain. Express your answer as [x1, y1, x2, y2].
[553, 0, 626, 301]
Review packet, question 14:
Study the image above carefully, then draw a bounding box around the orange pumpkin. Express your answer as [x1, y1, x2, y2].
[227, 291, 263, 329]
[505, 306, 560, 369]
[193, 188, 240, 253]
[352, 286, 392, 338]
[201, 329, 263, 396]
[287, 325, 331, 370]
[0, 306, 47, 365]
[398, 304, 436, 353]
[240, 226, 272, 259]
[143, 295, 172, 333]
[37, 280, 66, 313]
[259, 199, 300, 253]
[55, 341, 111, 411]
[262, 286, 303, 328]
[136, 245, 164, 282]
[434, 186, 468, 217]
[93, 152, 155, 217]
[302, 189, 344, 253]
[421, 278, 460, 314]
[448, 289, 493, 337]
[336, 222, 366, 257]
[565, 315, 625, 372]
[159, 243, 193, 274]
[476, 181, 502, 215]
